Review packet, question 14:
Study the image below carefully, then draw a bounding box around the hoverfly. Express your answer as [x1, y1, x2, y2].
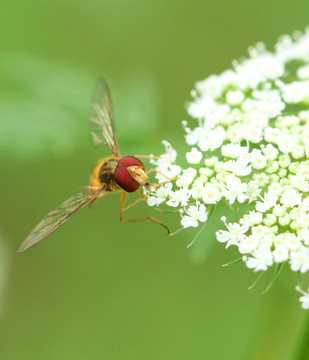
[17, 78, 171, 253]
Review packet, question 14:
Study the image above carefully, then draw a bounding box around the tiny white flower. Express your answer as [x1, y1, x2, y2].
[194, 74, 223, 99]
[244, 248, 274, 272]
[291, 145, 305, 159]
[226, 124, 243, 143]
[206, 126, 226, 151]
[299, 110, 309, 121]
[221, 143, 249, 159]
[242, 123, 264, 143]
[266, 160, 279, 174]
[226, 90, 245, 105]
[296, 286, 309, 309]
[147, 182, 173, 206]
[199, 167, 214, 177]
[263, 213, 277, 227]
[186, 147, 203, 164]
[297, 229, 309, 246]
[165, 164, 182, 179]
[222, 174, 248, 204]
[278, 214, 291, 226]
[166, 187, 191, 208]
[278, 154, 291, 169]
[181, 204, 208, 228]
[280, 188, 302, 207]
[191, 178, 206, 200]
[302, 197, 309, 211]
[272, 204, 286, 217]
[249, 149, 267, 169]
[297, 64, 309, 79]
[176, 168, 197, 187]
[280, 80, 309, 104]
[295, 213, 309, 230]
[204, 156, 219, 167]
[202, 183, 222, 204]
[246, 181, 262, 202]
[278, 134, 295, 154]
[184, 126, 205, 147]
[155, 141, 177, 163]
[224, 159, 252, 176]
[216, 218, 249, 247]
[256, 190, 278, 212]
[238, 235, 260, 254]
[290, 247, 309, 273]
[273, 244, 289, 263]
[264, 127, 283, 145]
[275, 233, 301, 252]
[262, 144, 279, 160]
[240, 210, 263, 227]
[268, 182, 283, 196]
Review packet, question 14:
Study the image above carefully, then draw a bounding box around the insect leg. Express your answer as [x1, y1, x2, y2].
[146, 168, 178, 181]
[120, 191, 170, 235]
[133, 154, 162, 159]
[134, 147, 172, 159]
[122, 184, 167, 212]
[136, 188, 145, 199]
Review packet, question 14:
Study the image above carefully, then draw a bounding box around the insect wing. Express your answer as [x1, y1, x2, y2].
[17, 187, 106, 253]
[89, 78, 120, 156]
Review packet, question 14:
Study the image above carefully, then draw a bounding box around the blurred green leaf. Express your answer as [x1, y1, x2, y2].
[0, 54, 159, 161]
[0, 53, 91, 160]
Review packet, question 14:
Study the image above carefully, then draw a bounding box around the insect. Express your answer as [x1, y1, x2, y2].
[17, 78, 171, 253]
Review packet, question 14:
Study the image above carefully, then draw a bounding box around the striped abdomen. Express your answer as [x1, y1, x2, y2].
[89, 156, 121, 193]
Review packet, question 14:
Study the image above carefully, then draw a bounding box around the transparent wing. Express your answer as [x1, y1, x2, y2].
[89, 78, 120, 156]
[17, 187, 107, 253]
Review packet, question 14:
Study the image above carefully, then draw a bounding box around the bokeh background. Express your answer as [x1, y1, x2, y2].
[1, 1, 309, 359]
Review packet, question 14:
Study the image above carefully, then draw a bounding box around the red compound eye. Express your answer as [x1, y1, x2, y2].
[114, 156, 145, 192]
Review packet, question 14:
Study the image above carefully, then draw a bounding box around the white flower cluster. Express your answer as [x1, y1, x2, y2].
[147, 29, 309, 307]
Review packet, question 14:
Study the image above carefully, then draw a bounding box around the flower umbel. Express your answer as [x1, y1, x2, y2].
[147, 29, 309, 308]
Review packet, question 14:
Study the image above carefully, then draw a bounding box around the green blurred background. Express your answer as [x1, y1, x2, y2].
[1, 1, 309, 359]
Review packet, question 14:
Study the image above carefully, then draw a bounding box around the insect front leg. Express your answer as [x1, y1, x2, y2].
[120, 191, 170, 235]
[133, 154, 162, 159]
[146, 168, 179, 181]
[122, 183, 169, 212]
[134, 146, 173, 160]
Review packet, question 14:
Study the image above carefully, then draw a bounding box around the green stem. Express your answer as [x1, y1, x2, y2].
[186, 220, 207, 248]
[249, 271, 266, 290]
[263, 263, 283, 294]
[187, 204, 216, 248]
[169, 227, 186, 236]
